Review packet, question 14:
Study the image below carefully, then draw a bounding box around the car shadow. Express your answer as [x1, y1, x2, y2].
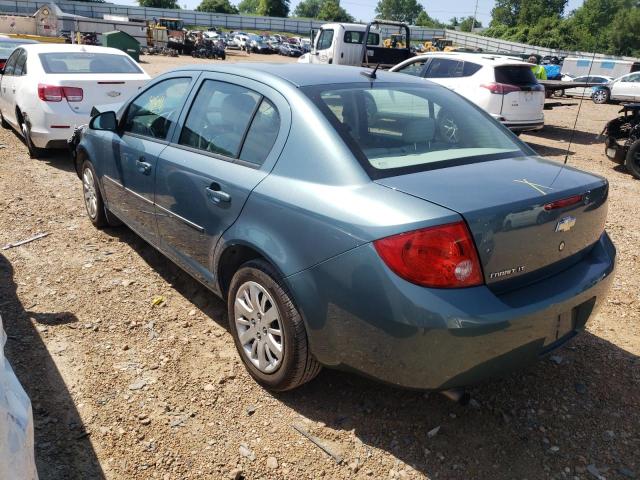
[275, 332, 639, 478]
[530, 124, 602, 146]
[524, 141, 574, 157]
[0, 254, 105, 480]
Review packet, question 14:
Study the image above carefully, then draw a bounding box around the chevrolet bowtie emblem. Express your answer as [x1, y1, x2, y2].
[513, 178, 553, 195]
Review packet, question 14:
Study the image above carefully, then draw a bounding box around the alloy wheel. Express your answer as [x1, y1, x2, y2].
[234, 281, 283, 374]
[82, 168, 98, 219]
[593, 90, 608, 104]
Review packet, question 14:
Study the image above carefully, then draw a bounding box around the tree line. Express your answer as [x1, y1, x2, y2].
[483, 0, 640, 57]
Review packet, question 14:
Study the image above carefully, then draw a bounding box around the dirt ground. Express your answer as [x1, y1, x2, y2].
[0, 52, 638, 480]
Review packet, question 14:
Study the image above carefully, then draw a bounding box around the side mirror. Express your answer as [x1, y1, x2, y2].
[90, 111, 117, 131]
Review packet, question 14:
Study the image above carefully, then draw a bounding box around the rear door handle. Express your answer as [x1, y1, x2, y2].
[136, 157, 151, 175]
[206, 183, 231, 203]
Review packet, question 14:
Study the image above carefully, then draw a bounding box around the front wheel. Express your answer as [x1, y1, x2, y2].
[625, 140, 640, 179]
[593, 89, 610, 104]
[227, 260, 321, 391]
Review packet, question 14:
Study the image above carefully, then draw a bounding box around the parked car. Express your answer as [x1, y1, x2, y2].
[0, 315, 37, 480]
[279, 43, 303, 57]
[556, 75, 613, 98]
[0, 36, 38, 71]
[602, 103, 640, 179]
[0, 44, 150, 157]
[593, 72, 640, 104]
[251, 39, 273, 54]
[391, 52, 545, 133]
[72, 64, 615, 393]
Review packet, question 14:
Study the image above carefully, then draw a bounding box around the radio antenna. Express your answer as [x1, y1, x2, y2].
[563, 51, 597, 165]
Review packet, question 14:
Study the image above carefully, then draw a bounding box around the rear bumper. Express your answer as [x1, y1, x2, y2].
[503, 120, 545, 132]
[287, 232, 615, 390]
[28, 109, 89, 149]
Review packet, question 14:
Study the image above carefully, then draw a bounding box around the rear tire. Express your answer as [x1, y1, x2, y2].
[593, 88, 610, 104]
[20, 119, 45, 158]
[227, 259, 321, 391]
[0, 112, 9, 129]
[625, 140, 640, 180]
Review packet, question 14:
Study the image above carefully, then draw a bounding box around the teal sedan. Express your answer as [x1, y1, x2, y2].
[72, 64, 615, 392]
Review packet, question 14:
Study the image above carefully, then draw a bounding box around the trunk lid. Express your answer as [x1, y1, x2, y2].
[494, 65, 545, 121]
[375, 156, 608, 288]
[57, 75, 149, 116]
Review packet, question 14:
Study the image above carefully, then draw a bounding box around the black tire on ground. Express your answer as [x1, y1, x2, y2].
[0, 111, 9, 129]
[593, 88, 610, 104]
[227, 259, 321, 391]
[624, 140, 640, 180]
[20, 119, 46, 158]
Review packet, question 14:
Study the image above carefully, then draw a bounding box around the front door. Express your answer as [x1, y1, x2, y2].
[110, 76, 194, 240]
[311, 28, 335, 64]
[155, 74, 288, 283]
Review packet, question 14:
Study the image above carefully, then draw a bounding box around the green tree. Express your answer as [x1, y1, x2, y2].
[607, 4, 640, 56]
[374, 0, 424, 25]
[293, 0, 322, 17]
[490, 0, 567, 27]
[238, 0, 260, 14]
[459, 16, 482, 32]
[257, 0, 289, 17]
[317, 0, 354, 21]
[415, 10, 444, 28]
[195, 0, 238, 12]
[138, 0, 180, 8]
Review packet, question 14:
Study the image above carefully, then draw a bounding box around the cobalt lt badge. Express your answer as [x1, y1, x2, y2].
[555, 216, 576, 233]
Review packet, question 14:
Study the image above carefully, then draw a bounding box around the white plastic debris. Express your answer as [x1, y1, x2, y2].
[0, 315, 38, 480]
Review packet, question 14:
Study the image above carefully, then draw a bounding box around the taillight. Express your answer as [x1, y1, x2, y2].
[544, 194, 583, 211]
[374, 222, 483, 288]
[37, 84, 83, 102]
[62, 87, 83, 102]
[38, 84, 63, 102]
[481, 82, 522, 95]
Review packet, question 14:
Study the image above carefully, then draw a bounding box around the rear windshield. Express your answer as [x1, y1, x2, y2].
[495, 65, 537, 85]
[303, 83, 527, 178]
[39, 52, 143, 74]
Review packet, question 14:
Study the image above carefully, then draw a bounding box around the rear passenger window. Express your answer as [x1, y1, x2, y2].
[240, 98, 280, 165]
[13, 50, 27, 76]
[425, 59, 463, 78]
[397, 60, 427, 76]
[124, 77, 191, 140]
[462, 61, 481, 76]
[179, 80, 260, 158]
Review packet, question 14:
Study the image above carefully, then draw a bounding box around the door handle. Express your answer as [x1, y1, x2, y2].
[136, 157, 151, 175]
[206, 183, 231, 203]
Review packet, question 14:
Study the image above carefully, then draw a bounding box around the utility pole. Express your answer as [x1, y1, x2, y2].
[471, 0, 479, 31]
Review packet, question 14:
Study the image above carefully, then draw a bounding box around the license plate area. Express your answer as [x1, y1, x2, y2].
[543, 297, 596, 348]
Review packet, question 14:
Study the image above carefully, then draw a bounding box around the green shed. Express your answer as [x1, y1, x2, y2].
[101, 30, 140, 62]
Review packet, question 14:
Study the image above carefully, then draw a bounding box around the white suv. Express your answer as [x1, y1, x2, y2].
[391, 52, 545, 133]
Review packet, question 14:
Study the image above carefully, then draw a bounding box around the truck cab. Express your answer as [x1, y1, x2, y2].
[301, 20, 412, 69]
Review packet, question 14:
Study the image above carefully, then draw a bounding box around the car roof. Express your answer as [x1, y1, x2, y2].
[19, 44, 129, 56]
[0, 36, 38, 44]
[171, 63, 429, 87]
[411, 52, 531, 66]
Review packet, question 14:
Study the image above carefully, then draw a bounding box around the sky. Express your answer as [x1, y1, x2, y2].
[116, 0, 585, 25]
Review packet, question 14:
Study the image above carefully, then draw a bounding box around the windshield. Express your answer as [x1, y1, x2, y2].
[303, 83, 528, 177]
[0, 40, 31, 58]
[39, 52, 143, 74]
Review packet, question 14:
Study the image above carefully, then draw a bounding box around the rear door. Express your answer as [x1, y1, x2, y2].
[0, 49, 21, 126]
[106, 75, 195, 240]
[155, 73, 290, 283]
[423, 57, 464, 91]
[494, 65, 544, 122]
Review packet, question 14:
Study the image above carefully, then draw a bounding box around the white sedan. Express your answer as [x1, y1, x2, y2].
[558, 74, 613, 98]
[0, 44, 150, 157]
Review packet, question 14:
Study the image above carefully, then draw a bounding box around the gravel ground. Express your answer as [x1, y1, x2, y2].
[0, 54, 638, 480]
